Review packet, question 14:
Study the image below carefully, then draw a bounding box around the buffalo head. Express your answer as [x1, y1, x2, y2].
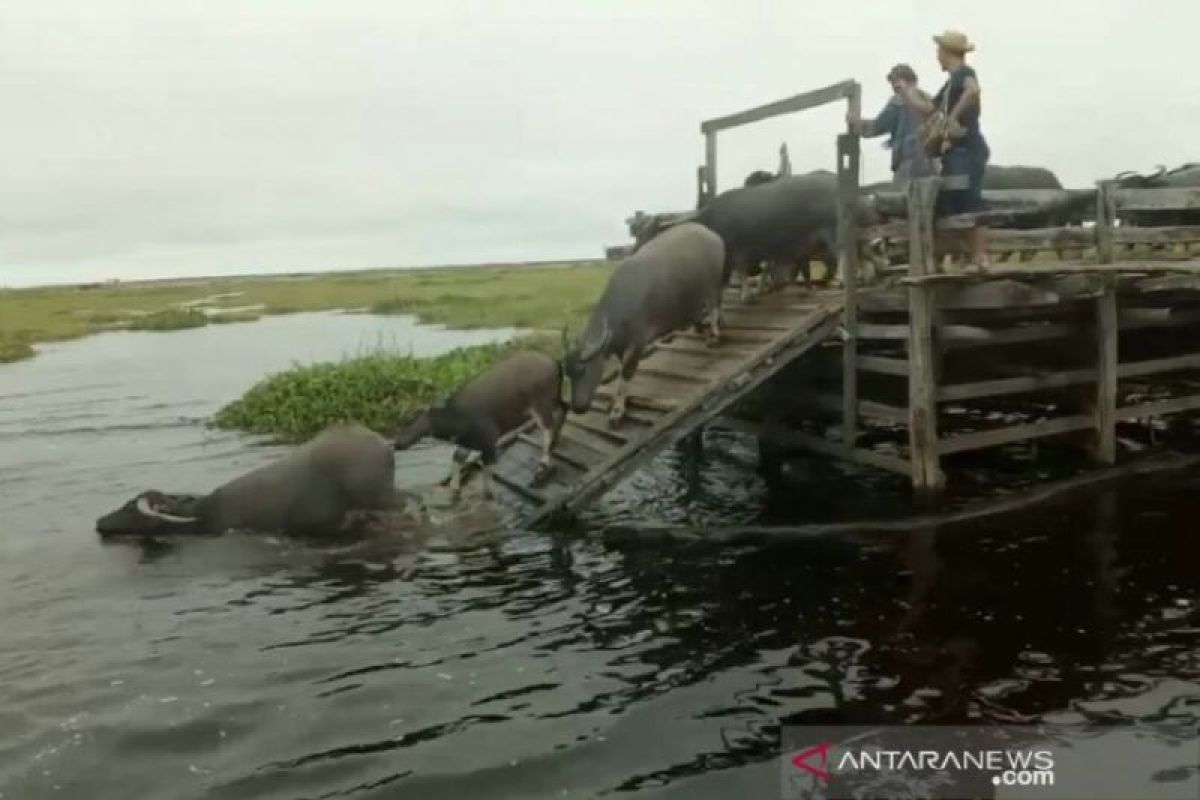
[393, 410, 433, 450]
[95, 490, 203, 537]
[561, 321, 611, 415]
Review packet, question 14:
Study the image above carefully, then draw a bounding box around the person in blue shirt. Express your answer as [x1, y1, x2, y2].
[848, 63, 936, 183]
[900, 30, 991, 270]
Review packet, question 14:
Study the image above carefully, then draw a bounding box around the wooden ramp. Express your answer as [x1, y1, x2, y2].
[488, 285, 844, 528]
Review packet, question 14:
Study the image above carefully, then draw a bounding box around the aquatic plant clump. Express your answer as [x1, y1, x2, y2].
[127, 308, 210, 331]
[212, 341, 532, 440]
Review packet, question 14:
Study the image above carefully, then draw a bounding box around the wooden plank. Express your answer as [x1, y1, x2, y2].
[491, 470, 547, 504]
[874, 188, 1096, 219]
[860, 321, 1081, 347]
[1133, 274, 1200, 293]
[1116, 394, 1200, 420]
[584, 401, 663, 426]
[968, 227, 1096, 251]
[518, 433, 599, 472]
[636, 364, 713, 385]
[1117, 352, 1200, 378]
[838, 132, 862, 454]
[858, 355, 909, 376]
[1092, 280, 1118, 463]
[560, 423, 623, 455]
[700, 80, 857, 134]
[937, 415, 1095, 455]
[1116, 225, 1200, 245]
[937, 368, 1098, 402]
[1121, 308, 1200, 330]
[860, 399, 908, 423]
[808, 393, 908, 423]
[1097, 181, 1116, 263]
[1113, 186, 1200, 211]
[704, 131, 718, 199]
[528, 309, 842, 526]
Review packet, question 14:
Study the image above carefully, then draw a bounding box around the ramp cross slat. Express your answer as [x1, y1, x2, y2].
[487, 286, 845, 527]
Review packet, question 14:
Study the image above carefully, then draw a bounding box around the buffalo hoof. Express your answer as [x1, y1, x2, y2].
[532, 462, 556, 484]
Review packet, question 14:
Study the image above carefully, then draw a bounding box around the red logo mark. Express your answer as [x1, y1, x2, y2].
[791, 742, 832, 783]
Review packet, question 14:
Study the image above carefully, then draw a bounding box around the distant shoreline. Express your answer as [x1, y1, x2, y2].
[0, 259, 612, 365]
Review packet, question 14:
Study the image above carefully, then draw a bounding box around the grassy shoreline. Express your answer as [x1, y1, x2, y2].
[5, 261, 612, 438]
[0, 260, 611, 363]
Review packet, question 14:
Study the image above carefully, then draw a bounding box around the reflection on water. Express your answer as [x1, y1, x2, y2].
[1, 314, 1197, 799]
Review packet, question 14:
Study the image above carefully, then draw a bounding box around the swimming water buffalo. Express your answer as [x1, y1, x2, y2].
[96, 423, 413, 538]
[564, 221, 725, 425]
[393, 351, 564, 498]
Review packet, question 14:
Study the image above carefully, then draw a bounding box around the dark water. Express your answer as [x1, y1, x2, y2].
[1, 315, 1198, 799]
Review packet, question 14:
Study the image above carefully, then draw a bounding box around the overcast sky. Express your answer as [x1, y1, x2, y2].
[2, 1, 1197, 287]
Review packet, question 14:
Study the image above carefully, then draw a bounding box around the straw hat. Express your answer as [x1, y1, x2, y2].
[933, 30, 975, 53]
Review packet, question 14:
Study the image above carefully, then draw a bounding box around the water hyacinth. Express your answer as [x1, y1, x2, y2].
[211, 340, 547, 440]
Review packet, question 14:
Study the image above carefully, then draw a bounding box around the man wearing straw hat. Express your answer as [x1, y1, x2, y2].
[848, 63, 937, 184]
[901, 29, 991, 270]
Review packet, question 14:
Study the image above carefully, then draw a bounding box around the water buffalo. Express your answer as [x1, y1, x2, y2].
[96, 424, 414, 538]
[695, 171, 880, 298]
[564, 222, 724, 426]
[743, 170, 777, 187]
[1113, 164, 1200, 254]
[393, 351, 564, 499]
[981, 164, 1064, 191]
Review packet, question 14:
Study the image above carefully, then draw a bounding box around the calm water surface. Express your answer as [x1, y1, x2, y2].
[0, 313, 1196, 799]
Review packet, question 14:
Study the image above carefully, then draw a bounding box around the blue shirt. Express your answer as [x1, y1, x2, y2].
[864, 91, 930, 174]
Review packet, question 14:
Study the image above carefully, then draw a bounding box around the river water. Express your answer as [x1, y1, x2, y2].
[0, 313, 1197, 799]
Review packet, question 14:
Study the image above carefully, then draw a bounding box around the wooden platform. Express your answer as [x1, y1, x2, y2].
[486, 285, 843, 527]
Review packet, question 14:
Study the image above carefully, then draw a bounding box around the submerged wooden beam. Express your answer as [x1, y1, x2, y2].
[601, 453, 1200, 542]
[768, 427, 912, 476]
[936, 414, 1095, 455]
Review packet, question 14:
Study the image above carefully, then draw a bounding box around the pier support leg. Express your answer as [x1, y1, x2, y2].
[908, 282, 944, 492]
[906, 178, 944, 493]
[837, 132, 861, 455]
[1092, 279, 1118, 464]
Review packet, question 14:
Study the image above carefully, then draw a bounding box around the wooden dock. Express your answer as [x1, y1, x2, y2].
[487, 285, 843, 527]
[474, 81, 1200, 525]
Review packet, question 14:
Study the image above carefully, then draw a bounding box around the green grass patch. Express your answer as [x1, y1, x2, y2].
[127, 308, 210, 331]
[212, 337, 558, 440]
[0, 334, 34, 363]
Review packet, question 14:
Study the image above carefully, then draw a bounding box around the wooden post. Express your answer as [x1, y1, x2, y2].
[907, 178, 944, 491]
[696, 166, 709, 208]
[1096, 180, 1116, 264]
[704, 131, 718, 202]
[1091, 181, 1118, 464]
[837, 123, 861, 455]
[1092, 277, 1118, 464]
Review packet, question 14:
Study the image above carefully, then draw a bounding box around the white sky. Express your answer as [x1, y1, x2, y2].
[1, 1, 1196, 286]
